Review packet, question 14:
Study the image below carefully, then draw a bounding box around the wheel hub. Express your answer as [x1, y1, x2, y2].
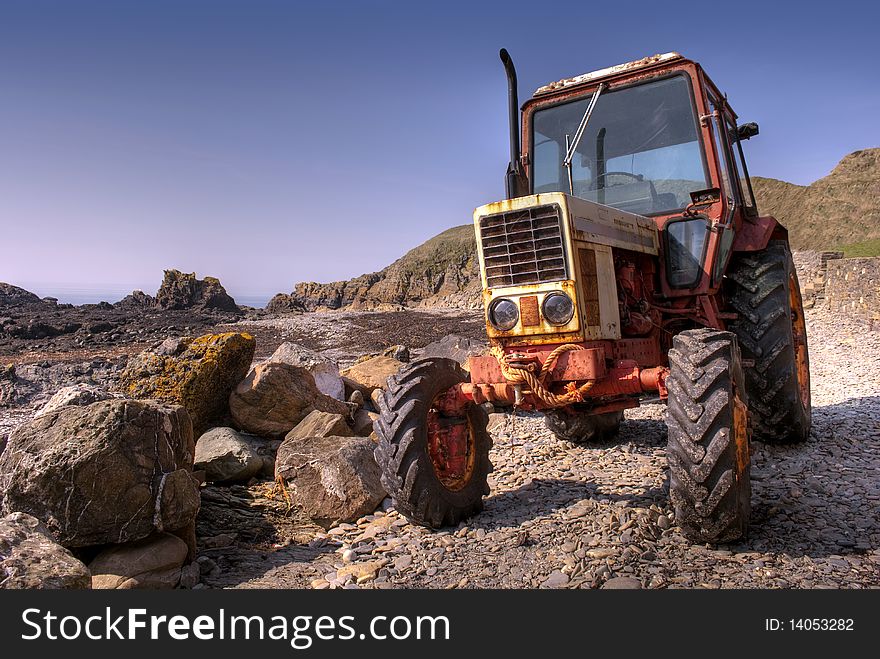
[426, 403, 476, 492]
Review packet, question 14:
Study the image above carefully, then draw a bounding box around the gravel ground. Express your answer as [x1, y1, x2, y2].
[199, 308, 880, 590]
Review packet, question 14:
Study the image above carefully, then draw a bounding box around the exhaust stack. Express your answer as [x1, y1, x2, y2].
[500, 48, 526, 198]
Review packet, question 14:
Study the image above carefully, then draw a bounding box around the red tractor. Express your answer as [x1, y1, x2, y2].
[373, 50, 811, 543]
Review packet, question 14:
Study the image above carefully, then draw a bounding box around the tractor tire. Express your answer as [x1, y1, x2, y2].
[373, 357, 492, 529]
[725, 240, 811, 444]
[666, 329, 751, 544]
[544, 409, 624, 444]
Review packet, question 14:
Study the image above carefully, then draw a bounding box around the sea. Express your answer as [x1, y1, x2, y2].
[13, 284, 274, 309]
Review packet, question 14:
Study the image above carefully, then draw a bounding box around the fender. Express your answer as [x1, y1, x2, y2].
[732, 215, 788, 252]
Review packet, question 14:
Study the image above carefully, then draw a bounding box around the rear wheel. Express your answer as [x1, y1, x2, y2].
[373, 358, 492, 528]
[544, 409, 623, 444]
[666, 329, 751, 544]
[725, 240, 811, 443]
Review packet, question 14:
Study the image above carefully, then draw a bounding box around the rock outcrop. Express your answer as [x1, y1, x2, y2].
[0, 399, 199, 548]
[155, 269, 240, 312]
[0, 283, 42, 308]
[274, 435, 385, 528]
[229, 362, 349, 439]
[0, 512, 91, 589]
[119, 332, 255, 435]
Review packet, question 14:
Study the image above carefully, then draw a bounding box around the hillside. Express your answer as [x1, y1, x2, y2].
[269, 148, 879, 311]
[752, 148, 880, 251]
[267, 225, 482, 312]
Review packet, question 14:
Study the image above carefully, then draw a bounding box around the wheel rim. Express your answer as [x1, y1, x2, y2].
[788, 272, 811, 410]
[733, 386, 750, 478]
[426, 396, 477, 492]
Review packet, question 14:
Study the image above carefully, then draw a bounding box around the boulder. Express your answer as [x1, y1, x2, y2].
[34, 383, 113, 418]
[154, 269, 240, 312]
[340, 356, 403, 395]
[275, 435, 385, 528]
[88, 533, 188, 589]
[285, 411, 353, 442]
[119, 332, 255, 435]
[0, 399, 199, 548]
[418, 334, 487, 368]
[194, 427, 263, 483]
[267, 342, 345, 401]
[229, 362, 349, 439]
[381, 345, 410, 362]
[352, 409, 378, 438]
[0, 512, 91, 589]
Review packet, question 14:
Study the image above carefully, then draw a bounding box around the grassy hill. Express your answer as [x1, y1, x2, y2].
[752, 148, 880, 254]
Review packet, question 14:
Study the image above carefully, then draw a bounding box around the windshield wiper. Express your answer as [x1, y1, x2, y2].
[562, 82, 606, 195]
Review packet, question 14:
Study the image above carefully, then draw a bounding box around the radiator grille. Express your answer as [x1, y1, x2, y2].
[479, 204, 567, 288]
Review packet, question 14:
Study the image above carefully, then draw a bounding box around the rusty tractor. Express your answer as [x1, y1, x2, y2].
[373, 51, 811, 543]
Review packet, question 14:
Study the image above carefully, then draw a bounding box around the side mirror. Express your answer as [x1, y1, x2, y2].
[736, 122, 759, 140]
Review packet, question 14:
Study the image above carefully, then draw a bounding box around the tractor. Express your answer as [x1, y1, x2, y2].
[373, 50, 811, 543]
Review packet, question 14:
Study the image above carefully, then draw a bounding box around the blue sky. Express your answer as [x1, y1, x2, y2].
[1, 0, 878, 302]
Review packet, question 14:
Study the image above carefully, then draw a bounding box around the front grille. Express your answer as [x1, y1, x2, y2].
[479, 204, 567, 288]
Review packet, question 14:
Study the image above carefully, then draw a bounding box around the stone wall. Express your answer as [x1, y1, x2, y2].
[824, 257, 880, 326]
[794, 251, 880, 328]
[793, 251, 843, 309]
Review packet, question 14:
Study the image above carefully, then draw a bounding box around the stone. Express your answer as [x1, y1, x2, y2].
[541, 570, 570, 589]
[230, 362, 350, 439]
[285, 410, 353, 443]
[89, 533, 188, 589]
[179, 562, 200, 589]
[381, 345, 410, 362]
[418, 334, 487, 368]
[0, 399, 199, 548]
[34, 384, 113, 418]
[119, 332, 255, 435]
[336, 559, 387, 581]
[194, 427, 263, 483]
[0, 512, 91, 589]
[352, 409, 378, 437]
[275, 435, 386, 528]
[486, 412, 508, 434]
[340, 356, 403, 395]
[601, 576, 642, 589]
[267, 342, 345, 401]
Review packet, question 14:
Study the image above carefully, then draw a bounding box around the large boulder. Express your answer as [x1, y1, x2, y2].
[0, 283, 42, 308]
[285, 410, 353, 442]
[194, 427, 263, 483]
[0, 399, 199, 548]
[267, 343, 345, 401]
[154, 269, 240, 312]
[275, 435, 385, 528]
[88, 533, 189, 590]
[119, 332, 255, 435]
[229, 362, 349, 439]
[0, 512, 91, 589]
[418, 334, 487, 368]
[34, 383, 113, 418]
[340, 356, 403, 395]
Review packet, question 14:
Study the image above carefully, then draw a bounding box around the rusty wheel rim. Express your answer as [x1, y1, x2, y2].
[789, 272, 811, 410]
[733, 386, 750, 478]
[426, 396, 477, 492]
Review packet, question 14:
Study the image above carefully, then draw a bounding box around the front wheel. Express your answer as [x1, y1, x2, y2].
[373, 358, 492, 528]
[666, 329, 751, 544]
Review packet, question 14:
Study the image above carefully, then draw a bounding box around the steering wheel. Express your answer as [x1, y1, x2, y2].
[591, 171, 644, 188]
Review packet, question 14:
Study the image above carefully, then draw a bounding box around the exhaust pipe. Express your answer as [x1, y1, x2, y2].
[500, 48, 525, 198]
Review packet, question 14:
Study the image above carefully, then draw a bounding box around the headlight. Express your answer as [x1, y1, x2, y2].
[542, 292, 574, 325]
[488, 298, 518, 331]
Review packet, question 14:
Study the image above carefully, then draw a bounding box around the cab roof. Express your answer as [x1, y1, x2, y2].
[533, 52, 685, 97]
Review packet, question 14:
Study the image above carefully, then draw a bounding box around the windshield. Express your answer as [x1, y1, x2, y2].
[532, 75, 709, 215]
